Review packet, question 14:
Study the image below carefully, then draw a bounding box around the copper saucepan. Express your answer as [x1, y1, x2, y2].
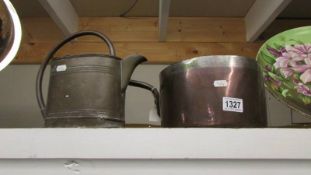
[131, 55, 267, 127]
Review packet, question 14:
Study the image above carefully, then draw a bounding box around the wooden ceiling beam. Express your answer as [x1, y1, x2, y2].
[245, 0, 291, 42]
[38, 0, 79, 36]
[159, 0, 171, 41]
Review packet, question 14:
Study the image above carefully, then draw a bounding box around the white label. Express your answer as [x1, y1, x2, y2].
[222, 97, 243, 113]
[56, 64, 67, 72]
[213, 80, 228, 87]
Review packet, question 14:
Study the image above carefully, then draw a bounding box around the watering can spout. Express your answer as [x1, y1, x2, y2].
[121, 55, 147, 92]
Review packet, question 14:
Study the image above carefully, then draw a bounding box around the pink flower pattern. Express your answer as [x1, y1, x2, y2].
[269, 44, 311, 96]
[296, 83, 311, 97]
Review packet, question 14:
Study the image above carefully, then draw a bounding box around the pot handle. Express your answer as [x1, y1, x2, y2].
[36, 31, 116, 117]
[129, 80, 160, 116]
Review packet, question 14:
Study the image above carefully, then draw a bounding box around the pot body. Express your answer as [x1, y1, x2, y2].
[45, 54, 125, 127]
[160, 55, 267, 127]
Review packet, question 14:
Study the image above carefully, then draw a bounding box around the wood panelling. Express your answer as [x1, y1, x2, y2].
[23, 17, 246, 42]
[14, 42, 261, 64]
[21, 17, 63, 42]
[81, 17, 246, 42]
[16, 17, 261, 64]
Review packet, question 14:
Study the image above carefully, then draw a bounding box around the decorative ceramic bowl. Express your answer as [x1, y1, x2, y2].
[257, 26, 311, 117]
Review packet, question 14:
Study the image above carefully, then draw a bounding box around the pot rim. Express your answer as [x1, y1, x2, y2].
[160, 55, 257, 77]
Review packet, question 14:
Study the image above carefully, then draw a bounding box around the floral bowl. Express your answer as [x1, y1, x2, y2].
[257, 26, 311, 117]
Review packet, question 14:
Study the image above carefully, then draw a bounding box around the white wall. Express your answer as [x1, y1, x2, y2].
[0, 65, 45, 127]
[0, 65, 309, 128]
[0, 65, 166, 127]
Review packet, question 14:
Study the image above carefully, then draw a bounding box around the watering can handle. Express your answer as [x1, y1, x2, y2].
[36, 31, 116, 117]
[129, 80, 160, 116]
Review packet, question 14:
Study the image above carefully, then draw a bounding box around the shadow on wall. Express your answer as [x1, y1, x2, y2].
[0, 65, 166, 128]
[0, 65, 308, 128]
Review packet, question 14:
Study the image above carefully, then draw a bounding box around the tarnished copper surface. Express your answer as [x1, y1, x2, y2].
[160, 55, 267, 127]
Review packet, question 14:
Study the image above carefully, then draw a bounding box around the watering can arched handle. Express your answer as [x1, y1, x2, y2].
[129, 80, 160, 116]
[36, 31, 116, 118]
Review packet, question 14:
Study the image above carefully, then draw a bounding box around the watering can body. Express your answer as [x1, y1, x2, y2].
[46, 55, 123, 127]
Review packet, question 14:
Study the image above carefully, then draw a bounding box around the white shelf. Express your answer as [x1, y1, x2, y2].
[1, 128, 311, 159]
[0, 128, 311, 175]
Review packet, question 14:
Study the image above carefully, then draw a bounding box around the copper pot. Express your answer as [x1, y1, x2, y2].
[132, 55, 267, 127]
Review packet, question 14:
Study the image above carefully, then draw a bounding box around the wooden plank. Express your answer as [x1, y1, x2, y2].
[38, 0, 78, 36]
[81, 17, 246, 42]
[23, 17, 246, 42]
[245, 0, 291, 42]
[21, 17, 63, 42]
[159, 0, 171, 41]
[14, 41, 262, 64]
[167, 17, 245, 42]
[16, 17, 266, 64]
